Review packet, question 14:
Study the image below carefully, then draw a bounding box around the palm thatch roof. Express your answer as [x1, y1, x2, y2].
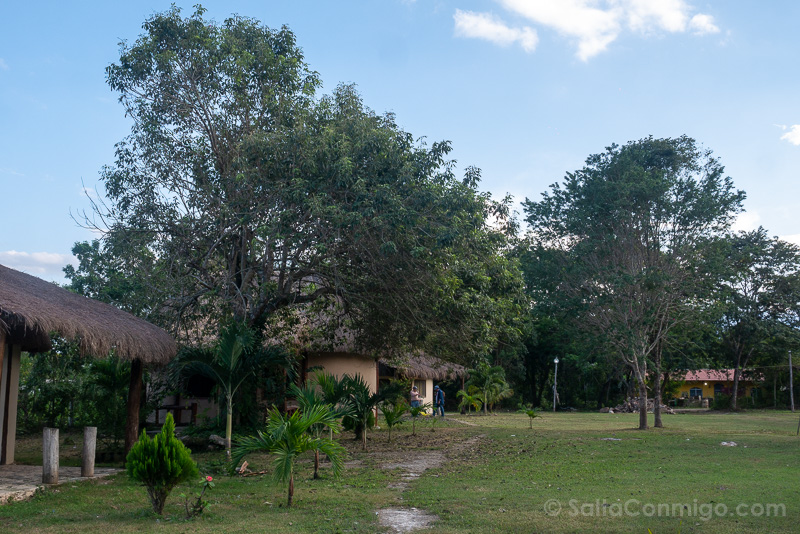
[262, 302, 466, 380]
[380, 353, 466, 381]
[0, 264, 176, 364]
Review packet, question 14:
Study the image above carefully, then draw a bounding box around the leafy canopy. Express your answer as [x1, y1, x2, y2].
[78, 5, 523, 363]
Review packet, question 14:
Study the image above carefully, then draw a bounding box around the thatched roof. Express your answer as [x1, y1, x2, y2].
[380, 354, 466, 381]
[262, 302, 465, 380]
[0, 264, 176, 364]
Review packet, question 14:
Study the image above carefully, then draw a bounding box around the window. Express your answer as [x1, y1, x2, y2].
[750, 387, 760, 399]
[714, 383, 724, 396]
[689, 387, 703, 398]
[414, 379, 427, 399]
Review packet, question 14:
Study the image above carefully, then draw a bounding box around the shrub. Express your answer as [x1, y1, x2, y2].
[126, 413, 199, 515]
[712, 394, 732, 410]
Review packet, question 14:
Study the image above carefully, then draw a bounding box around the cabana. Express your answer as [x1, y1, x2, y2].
[0, 264, 176, 463]
[378, 353, 466, 402]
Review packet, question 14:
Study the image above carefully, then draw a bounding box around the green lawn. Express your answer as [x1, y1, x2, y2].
[1, 411, 798, 533]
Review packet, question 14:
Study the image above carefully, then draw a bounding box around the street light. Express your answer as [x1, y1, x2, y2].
[553, 357, 559, 412]
[789, 350, 795, 413]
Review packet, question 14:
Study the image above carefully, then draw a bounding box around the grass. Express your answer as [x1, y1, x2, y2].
[1, 411, 798, 533]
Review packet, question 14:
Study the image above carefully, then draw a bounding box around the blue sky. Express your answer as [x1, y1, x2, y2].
[2, 1, 799, 283]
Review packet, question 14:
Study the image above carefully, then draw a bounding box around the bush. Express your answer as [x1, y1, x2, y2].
[712, 394, 731, 410]
[126, 413, 199, 515]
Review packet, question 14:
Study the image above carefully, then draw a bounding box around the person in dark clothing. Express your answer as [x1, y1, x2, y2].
[433, 385, 445, 417]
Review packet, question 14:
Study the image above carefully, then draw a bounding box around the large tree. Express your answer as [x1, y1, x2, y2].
[78, 6, 523, 361]
[717, 228, 800, 409]
[524, 136, 744, 429]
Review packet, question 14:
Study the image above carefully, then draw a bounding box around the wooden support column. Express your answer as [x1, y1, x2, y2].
[0, 330, 5, 464]
[43, 427, 59, 484]
[124, 358, 143, 457]
[0, 342, 21, 465]
[81, 426, 97, 477]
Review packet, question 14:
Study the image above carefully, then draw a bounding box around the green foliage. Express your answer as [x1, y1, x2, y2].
[376, 377, 412, 408]
[17, 342, 132, 452]
[81, 4, 523, 366]
[717, 228, 800, 408]
[232, 405, 345, 506]
[711, 393, 732, 410]
[466, 360, 512, 414]
[340, 373, 381, 451]
[171, 321, 295, 453]
[456, 389, 483, 415]
[181, 475, 215, 519]
[523, 136, 745, 428]
[85, 355, 130, 450]
[408, 403, 432, 435]
[517, 405, 539, 429]
[126, 413, 199, 515]
[379, 401, 408, 442]
[17, 340, 87, 431]
[288, 382, 347, 478]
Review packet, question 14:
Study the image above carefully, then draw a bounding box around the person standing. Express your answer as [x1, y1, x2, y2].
[433, 385, 445, 417]
[409, 385, 422, 408]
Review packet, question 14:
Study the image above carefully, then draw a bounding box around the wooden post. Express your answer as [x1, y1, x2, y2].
[81, 427, 97, 477]
[43, 427, 59, 484]
[124, 358, 143, 457]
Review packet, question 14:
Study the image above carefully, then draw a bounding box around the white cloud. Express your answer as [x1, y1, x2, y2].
[0, 167, 24, 176]
[498, 0, 619, 60]
[454, 9, 538, 53]
[732, 211, 760, 233]
[780, 124, 800, 146]
[0, 58, 8, 70]
[689, 14, 720, 35]
[779, 234, 800, 247]
[0, 250, 76, 283]
[456, 0, 720, 61]
[625, 0, 689, 33]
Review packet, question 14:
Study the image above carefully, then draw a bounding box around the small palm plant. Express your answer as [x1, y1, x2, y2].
[341, 374, 380, 451]
[380, 401, 407, 443]
[408, 403, 431, 436]
[518, 405, 539, 429]
[232, 405, 345, 507]
[457, 389, 483, 415]
[311, 371, 353, 440]
[172, 321, 255, 457]
[289, 382, 352, 479]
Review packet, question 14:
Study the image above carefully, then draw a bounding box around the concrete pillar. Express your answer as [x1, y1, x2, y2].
[81, 427, 97, 477]
[43, 427, 59, 484]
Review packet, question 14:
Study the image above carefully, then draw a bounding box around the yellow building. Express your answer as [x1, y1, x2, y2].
[674, 369, 759, 401]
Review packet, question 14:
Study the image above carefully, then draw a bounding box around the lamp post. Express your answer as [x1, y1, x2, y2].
[553, 357, 559, 412]
[789, 350, 795, 413]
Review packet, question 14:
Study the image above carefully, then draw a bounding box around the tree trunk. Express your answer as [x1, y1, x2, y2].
[124, 358, 143, 457]
[653, 378, 662, 428]
[731, 349, 750, 411]
[287, 473, 294, 507]
[637, 379, 649, 430]
[314, 450, 320, 479]
[226, 396, 233, 459]
[362, 416, 368, 451]
[653, 349, 663, 428]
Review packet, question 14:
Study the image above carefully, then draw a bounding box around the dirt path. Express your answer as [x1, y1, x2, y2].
[376, 427, 483, 533]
